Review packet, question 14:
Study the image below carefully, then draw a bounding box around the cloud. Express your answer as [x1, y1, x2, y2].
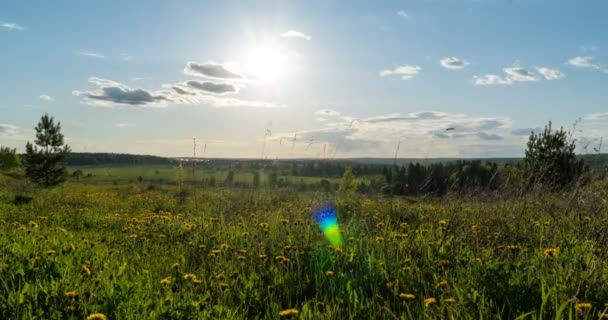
[536, 67, 565, 80]
[473, 74, 512, 86]
[0, 21, 24, 31]
[39, 94, 55, 102]
[511, 127, 542, 136]
[314, 109, 341, 117]
[440, 57, 469, 70]
[78, 50, 105, 59]
[316, 118, 328, 122]
[115, 123, 134, 128]
[184, 62, 242, 79]
[477, 132, 503, 141]
[0, 124, 19, 136]
[280, 30, 311, 40]
[73, 77, 168, 107]
[503, 67, 539, 82]
[584, 113, 608, 121]
[183, 80, 238, 95]
[566, 56, 600, 69]
[379, 65, 421, 80]
[397, 10, 409, 18]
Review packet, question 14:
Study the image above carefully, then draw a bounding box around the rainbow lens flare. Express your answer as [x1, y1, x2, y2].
[313, 203, 343, 248]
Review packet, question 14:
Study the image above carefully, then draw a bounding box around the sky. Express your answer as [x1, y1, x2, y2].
[1, 0, 607, 159]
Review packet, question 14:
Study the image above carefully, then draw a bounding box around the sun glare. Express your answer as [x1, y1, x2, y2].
[244, 44, 289, 83]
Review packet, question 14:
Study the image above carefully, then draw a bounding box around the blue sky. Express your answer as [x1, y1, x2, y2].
[1, 0, 607, 158]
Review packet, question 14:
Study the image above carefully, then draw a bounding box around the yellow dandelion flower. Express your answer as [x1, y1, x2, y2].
[424, 297, 437, 307]
[259, 222, 269, 229]
[64, 291, 79, 298]
[438, 220, 448, 226]
[575, 302, 592, 313]
[216, 274, 226, 281]
[385, 280, 398, 288]
[375, 236, 385, 243]
[278, 308, 299, 317]
[81, 265, 91, 276]
[46, 250, 56, 256]
[259, 254, 268, 259]
[218, 282, 229, 289]
[241, 231, 250, 237]
[237, 255, 246, 261]
[280, 219, 289, 224]
[444, 297, 457, 303]
[192, 278, 203, 284]
[436, 280, 449, 288]
[183, 273, 197, 281]
[399, 222, 408, 228]
[543, 248, 560, 257]
[376, 222, 385, 228]
[28, 221, 39, 228]
[399, 293, 416, 300]
[325, 270, 335, 276]
[171, 262, 180, 269]
[160, 277, 172, 285]
[86, 313, 108, 320]
[219, 243, 230, 250]
[238, 249, 247, 254]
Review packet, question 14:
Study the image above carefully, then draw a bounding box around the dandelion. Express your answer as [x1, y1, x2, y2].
[171, 262, 180, 269]
[444, 297, 457, 303]
[86, 313, 108, 320]
[325, 270, 335, 276]
[81, 265, 91, 276]
[183, 273, 197, 281]
[399, 222, 408, 228]
[160, 277, 172, 285]
[375, 236, 385, 243]
[216, 273, 226, 281]
[28, 221, 39, 228]
[399, 293, 416, 300]
[259, 254, 268, 260]
[219, 243, 230, 250]
[436, 280, 449, 288]
[46, 250, 56, 256]
[575, 302, 592, 314]
[65, 291, 79, 298]
[275, 255, 290, 264]
[280, 218, 289, 224]
[241, 231, 250, 237]
[376, 222, 385, 228]
[424, 297, 437, 307]
[218, 282, 229, 290]
[438, 220, 448, 226]
[278, 308, 299, 317]
[237, 255, 246, 261]
[543, 248, 560, 257]
[259, 222, 269, 229]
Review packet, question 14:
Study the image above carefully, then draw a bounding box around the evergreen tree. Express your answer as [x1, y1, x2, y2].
[0, 146, 20, 170]
[23, 114, 71, 187]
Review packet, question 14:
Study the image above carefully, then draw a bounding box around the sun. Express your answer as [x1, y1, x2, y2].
[243, 43, 289, 84]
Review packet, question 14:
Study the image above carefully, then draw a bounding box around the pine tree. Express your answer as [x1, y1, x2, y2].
[23, 114, 71, 187]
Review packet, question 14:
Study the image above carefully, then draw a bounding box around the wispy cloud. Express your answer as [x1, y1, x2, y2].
[115, 123, 134, 128]
[397, 10, 409, 18]
[503, 67, 539, 82]
[536, 67, 565, 80]
[176, 80, 239, 95]
[511, 127, 542, 136]
[0, 124, 19, 136]
[440, 57, 469, 70]
[0, 21, 24, 31]
[473, 74, 511, 86]
[314, 109, 341, 117]
[280, 30, 311, 40]
[39, 94, 55, 102]
[584, 113, 608, 121]
[566, 56, 600, 69]
[379, 65, 421, 80]
[78, 50, 105, 59]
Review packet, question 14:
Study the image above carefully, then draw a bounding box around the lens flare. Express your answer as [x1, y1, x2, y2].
[313, 203, 343, 248]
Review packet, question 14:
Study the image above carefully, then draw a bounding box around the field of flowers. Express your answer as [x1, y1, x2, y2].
[1, 180, 608, 319]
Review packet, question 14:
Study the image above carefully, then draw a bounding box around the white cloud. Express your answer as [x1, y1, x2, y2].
[316, 117, 328, 122]
[473, 74, 512, 86]
[78, 50, 105, 59]
[503, 67, 539, 82]
[397, 10, 409, 18]
[379, 65, 421, 80]
[440, 57, 469, 70]
[536, 67, 565, 80]
[0, 21, 24, 31]
[314, 109, 341, 117]
[584, 113, 608, 121]
[566, 56, 600, 69]
[115, 123, 134, 128]
[280, 30, 311, 40]
[39, 94, 55, 102]
[0, 124, 19, 136]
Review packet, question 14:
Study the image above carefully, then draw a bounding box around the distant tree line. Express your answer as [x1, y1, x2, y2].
[65, 153, 174, 166]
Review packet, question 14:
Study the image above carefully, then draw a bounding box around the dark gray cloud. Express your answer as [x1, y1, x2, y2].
[184, 62, 242, 79]
[185, 80, 238, 94]
[511, 127, 541, 136]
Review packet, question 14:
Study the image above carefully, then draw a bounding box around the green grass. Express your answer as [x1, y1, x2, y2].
[1, 178, 607, 319]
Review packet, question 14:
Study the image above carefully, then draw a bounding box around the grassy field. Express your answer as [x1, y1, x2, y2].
[1, 173, 608, 319]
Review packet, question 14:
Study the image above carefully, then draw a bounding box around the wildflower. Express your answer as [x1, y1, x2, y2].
[219, 243, 230, 250]
[183, 273, 197, 281]
[241, 231, 250, 237]
[399, 222, 408, 228]
[438, 220, 448, 226]
[543, 248, 560, 257]
[395, 233, 407, 240]
[325, 270, 335, 276]
[171, 262, 180, 269]
[46, 250, 56, 256]
[160, 277, 172, 285]
[385, 280, 398, 288]
[280, 218, 289, 224]
[444, 297, 457, 303]
[575, 302, 592, 313]
[259, 254, 268, 260]
[424, 297, 437, 307]
[259, 222, 269, 229]
[333, 247, 344, 255]
[216, 273, 226, 281]
[81, 265, 91, 276]
[436, 280, 449, 288]
[65, 291, 79, 298]
[376, 236, 385, 243]
[278, 308, 299, 317]
[275, 255, 290, 264]
[86, 313, 108, 320]
[376, 222, 385, 228]
[237, 255, 246, 261]
[399, 293, 416, 300]
[28, 221, 39, 228]
[218, 282, 229, 290]
[238, 249, 247, 254]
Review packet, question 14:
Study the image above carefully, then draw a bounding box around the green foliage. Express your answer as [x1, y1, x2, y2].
[523, 121, 586, 190]
[338, 166, 356, 198]
[23, 114, 71, 187]
[0, 146, 20, 170]
[252, 170, 261, 188]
